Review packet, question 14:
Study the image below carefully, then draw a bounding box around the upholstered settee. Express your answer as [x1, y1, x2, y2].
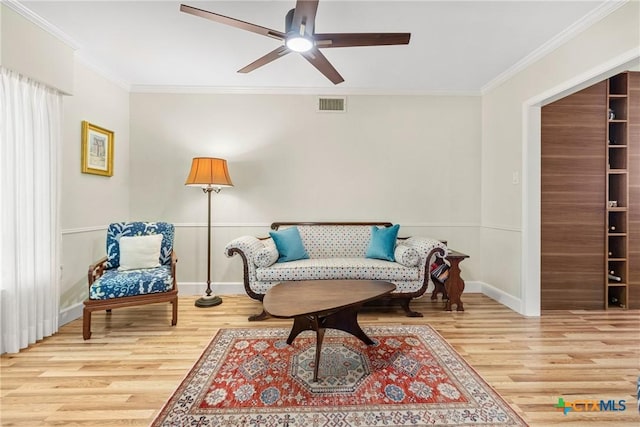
[225, 222, 447, 320]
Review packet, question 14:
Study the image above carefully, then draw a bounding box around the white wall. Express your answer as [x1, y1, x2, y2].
[59, 61, 130, 310]
[481, 1, 640, 314]
[129, 93, 482, 290]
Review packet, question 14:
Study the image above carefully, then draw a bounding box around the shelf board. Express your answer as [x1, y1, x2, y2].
[607, 207, 628, 212]
[607, 233, 627, 237]
[607, 283, 628, 287]
[607, 169, 628, 174]
[608, 144, 628, 148]
[607, 257, 627, 262]
[608, 94, 628, 98]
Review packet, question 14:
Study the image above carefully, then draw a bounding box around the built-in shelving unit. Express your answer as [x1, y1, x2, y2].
[605, 72, 629, 309]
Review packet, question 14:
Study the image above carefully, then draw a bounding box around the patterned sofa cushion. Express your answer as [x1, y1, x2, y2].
[296, 225, 373, 258]
[89, 265, 174, 300]
[255, 257, 419, 282]
[254, 239, 279, 268]
[394, 244, 420, 267]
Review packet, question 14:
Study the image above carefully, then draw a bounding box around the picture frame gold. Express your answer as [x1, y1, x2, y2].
[81, 121, 114, 176]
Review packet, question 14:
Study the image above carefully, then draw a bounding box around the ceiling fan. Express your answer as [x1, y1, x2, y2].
[180, 0, 411, 85]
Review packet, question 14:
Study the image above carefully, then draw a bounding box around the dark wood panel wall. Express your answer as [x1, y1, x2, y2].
[541, 82, 607, 310]
[541, 72, 639, 310]
[628, 72, 640, 309]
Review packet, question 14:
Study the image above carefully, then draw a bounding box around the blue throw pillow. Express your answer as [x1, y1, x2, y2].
[366, 224, 400, 261]
[269, 226, 309, 263]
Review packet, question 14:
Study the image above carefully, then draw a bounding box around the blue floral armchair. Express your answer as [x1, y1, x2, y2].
[83, 222, 178, 340]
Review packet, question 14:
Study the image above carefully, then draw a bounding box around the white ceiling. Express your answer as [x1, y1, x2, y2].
[17, 0, 612, 93]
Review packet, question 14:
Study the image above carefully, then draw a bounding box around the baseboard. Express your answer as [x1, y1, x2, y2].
[476, 281, 523, 314]
[57, 281, 524, 326]
[59, 302, 83, 327]
[178, 282, 246, 296]
[182, 282, 485, 298]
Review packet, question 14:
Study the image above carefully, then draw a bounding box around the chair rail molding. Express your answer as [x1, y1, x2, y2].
[61, 225, 108, 235]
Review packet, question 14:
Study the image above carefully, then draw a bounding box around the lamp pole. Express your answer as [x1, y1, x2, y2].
[195, 186, 222, 307]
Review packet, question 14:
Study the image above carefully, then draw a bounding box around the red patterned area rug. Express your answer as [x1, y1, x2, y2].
[152, 325, 527, 426]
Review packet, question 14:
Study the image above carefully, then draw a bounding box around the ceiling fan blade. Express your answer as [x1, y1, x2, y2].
[300, 48, 344, 85]
[180, 4, 284, 40]
[238, 46, 291, 73]
[291, 0, 319, 35]
[315, 33, 411, 48]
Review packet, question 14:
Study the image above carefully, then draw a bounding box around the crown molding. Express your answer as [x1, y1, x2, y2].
[130, 84, 480, 96]
[481, 0, 629, 94]
[3, 0, 81, 50]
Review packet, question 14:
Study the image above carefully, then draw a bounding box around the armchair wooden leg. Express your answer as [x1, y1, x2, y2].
[171, 298, 178, 326]
[83, 307, 92, 340]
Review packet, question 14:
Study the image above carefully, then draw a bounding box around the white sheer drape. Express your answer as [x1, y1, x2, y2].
[1, 67, 61, 354]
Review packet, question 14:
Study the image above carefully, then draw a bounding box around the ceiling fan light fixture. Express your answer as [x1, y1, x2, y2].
[286, 36, 313, 52]
[180, 1, 411, 85]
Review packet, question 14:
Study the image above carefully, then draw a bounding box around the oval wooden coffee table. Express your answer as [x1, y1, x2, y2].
[263, 279, 396, 382]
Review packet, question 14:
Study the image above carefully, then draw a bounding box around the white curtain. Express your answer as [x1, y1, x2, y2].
[1, 67, 62, 354]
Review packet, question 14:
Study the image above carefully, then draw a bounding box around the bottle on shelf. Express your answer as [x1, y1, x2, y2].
[608, 272, 622, 282]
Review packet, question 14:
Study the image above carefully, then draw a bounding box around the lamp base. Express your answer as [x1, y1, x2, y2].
[195, 294, 222, 308]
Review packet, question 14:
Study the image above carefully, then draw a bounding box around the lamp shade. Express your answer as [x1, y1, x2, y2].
[185, 157, 233, 188]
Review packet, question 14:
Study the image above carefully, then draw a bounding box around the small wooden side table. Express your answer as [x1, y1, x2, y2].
[431, 249, 469, 311]
[444, 250, 469, 311]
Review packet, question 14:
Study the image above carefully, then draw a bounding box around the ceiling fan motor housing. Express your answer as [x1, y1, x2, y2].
[285, 8, 296, 33]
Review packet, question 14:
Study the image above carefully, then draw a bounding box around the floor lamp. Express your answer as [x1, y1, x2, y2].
[185, 157, 233, 307]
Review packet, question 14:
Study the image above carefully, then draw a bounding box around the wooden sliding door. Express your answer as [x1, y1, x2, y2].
[541, 82, 607, 310]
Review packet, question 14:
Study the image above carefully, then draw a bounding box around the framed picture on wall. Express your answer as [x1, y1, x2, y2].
[81, 121, 114, 176]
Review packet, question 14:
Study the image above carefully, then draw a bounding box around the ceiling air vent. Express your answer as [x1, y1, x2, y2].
[318, 96, 347, 112]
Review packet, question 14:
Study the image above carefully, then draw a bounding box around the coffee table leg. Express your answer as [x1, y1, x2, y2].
[286, 309, 374, 382]
[287, 315, 326, 382]
[322, 306, 374, 346]
[313, 318, 325, 382]
[286, 315, 314, 344]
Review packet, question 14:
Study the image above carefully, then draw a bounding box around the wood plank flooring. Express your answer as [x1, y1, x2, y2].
[1, 294, 639, 426]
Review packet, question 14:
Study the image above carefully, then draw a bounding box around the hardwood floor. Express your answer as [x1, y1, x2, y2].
[2, 294, 639, 426]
